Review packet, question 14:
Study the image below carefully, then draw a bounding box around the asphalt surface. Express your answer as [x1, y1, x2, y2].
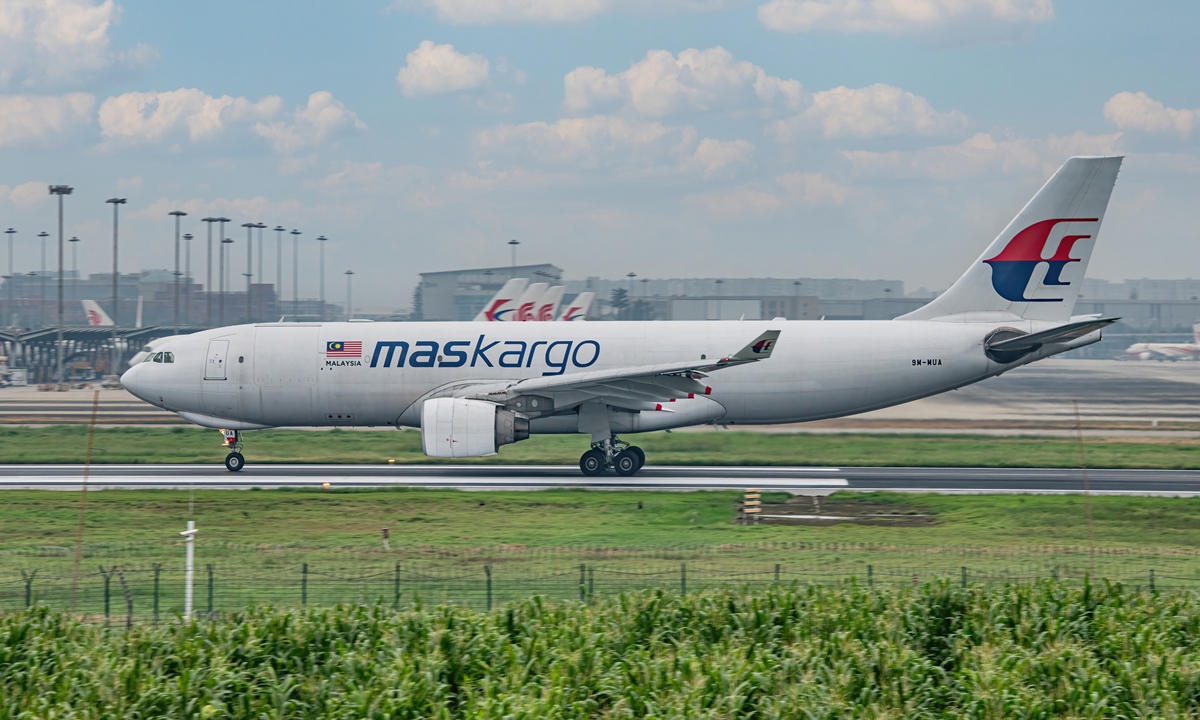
[3, 464, 1200, 495]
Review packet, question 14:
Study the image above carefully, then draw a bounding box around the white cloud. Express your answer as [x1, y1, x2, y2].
[115, 175, 141, 190]
[252, 92, 367, 154]
[771, 83, 968, 140]
[98, 88, 280, 144]
[843, 130, 1122, 180]
[396, 41, 490, 96]
[1104, 92, 1197, 137]
[564, 46, 803, 117]
[688, 187, 786, 219]
[685, 138, 754, 177]
[758, 0, 1054, 34]
[0, 92, 93, 146]
[477, 115, 695, 167]
[776, 171, 852, 205]
[396, 0, 608, 24]
[0, 180, 51, 209]
[0, 0, 157, 88]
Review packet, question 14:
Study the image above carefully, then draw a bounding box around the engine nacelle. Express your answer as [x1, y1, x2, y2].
[421, 398, 529, 458]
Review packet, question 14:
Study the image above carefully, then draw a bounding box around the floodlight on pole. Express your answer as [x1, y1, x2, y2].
[345, 270, 354, 321]
[242, 222, 255, 323]
[290, 230, 301, 321]
[49, 185, 73, 388]
[183, 233, 193, 325]
[37, 231, 48, 328]
[201, 218, 218, 327]
[215, 218, 230, 323]
[68, 236, 79, 305]
[4, 228, 14, 327]
[508, 239, 519, 268]
[106, 199, 125, 372]
[274, 226, 285, 315]
[170, 210, 187, 334]
[219, 237, 233, 325]
[317, 236, 328, 321]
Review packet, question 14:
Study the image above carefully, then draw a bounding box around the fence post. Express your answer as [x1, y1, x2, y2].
[681, 562, 687, 596]
[961, 566, 967, 589]
[153, 564, 161, 625]
[99, 566, 111, 624]
[116, 570, 133, 630]
[1149, 569, 1156, 593]
[588, 566, 594, 599]
[20, 570, 36, 609]
[579, 564, 586, 602]
[775, 563, 780, 584]
[301, 563, 308, 607]
[485, 565, 493, 612]
[206, 563, 214, 616]
[394, 562, 400, 609]
[867, 565, 873, 588]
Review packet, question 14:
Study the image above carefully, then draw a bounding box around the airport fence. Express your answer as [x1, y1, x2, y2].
[0, 559, 1190, 625]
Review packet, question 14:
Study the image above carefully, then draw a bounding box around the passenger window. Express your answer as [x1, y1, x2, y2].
[153, 352, 164, 363]
[164, 352, 175, 364]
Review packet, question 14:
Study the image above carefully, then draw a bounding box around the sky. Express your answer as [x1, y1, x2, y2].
[0, 0, 1197, 311]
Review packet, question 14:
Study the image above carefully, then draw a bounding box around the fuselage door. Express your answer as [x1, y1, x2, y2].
[205, 339, 229, 380]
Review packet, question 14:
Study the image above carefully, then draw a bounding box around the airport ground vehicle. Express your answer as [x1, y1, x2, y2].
[121, 156, 1122, 475]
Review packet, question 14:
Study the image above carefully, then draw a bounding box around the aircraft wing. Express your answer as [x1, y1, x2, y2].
[456, 330, 780, 410]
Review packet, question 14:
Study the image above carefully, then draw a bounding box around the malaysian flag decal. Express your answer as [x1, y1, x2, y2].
[326, 341, 362, 358]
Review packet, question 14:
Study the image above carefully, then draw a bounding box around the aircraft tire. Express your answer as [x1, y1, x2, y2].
[628, 446, 645, 470]
[613, 449, 640, 477]
[225, 452, 245, 472]
[580, 449, 606, 476]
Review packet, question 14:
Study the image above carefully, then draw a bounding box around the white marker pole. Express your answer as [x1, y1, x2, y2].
[180, 521, 197, 620]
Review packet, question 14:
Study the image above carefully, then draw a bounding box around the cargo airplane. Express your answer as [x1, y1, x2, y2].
[122, 156, 1122, 475]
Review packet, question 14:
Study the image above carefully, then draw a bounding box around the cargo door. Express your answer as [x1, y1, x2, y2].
[204, 340, 229, 380]
[254, 326, 320, 424]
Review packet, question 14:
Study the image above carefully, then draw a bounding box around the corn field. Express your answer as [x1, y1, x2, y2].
[4, 581, 1200, 718]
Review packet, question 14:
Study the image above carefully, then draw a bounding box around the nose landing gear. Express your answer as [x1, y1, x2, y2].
[579, 436, 645, 477]
[221, 429, 245, 472]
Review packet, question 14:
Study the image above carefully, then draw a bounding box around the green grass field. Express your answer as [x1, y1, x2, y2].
[3, 425, 1200, 467]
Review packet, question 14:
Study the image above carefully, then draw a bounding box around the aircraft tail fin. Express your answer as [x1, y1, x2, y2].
[512, 282, 548, 322]
[473, 278, 528, 322]
[559, 291, 594, 321]
[900, 156, 1123, 323]
[535, 286, 565, 321]
[81, 299, 114, 326]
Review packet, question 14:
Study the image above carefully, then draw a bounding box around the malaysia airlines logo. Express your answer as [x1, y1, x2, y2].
[326, 341, 362, 358]
[751, 339, 774, 354]
[983, 218, 1096, 303]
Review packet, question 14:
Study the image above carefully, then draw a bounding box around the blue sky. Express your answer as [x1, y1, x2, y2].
[1, 0, 1197, 310]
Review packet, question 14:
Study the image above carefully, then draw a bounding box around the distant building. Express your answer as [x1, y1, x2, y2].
[415, 264, 564, 321]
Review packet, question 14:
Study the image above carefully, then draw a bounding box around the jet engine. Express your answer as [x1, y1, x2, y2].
[421, 398, 530, 458]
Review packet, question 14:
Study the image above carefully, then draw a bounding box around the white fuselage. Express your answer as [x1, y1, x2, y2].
[120, 318, 1096, 433]
[1124, 342, 1200, 361]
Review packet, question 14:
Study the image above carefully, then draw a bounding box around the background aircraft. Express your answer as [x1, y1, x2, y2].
[82, 300, 114, 326]
[1125, 324, 1200, 360]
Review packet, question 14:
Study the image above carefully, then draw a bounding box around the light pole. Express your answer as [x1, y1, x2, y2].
[508, 239, 519, 269]
[183, 233, 193, 326]
[317, 235, 327, 321]
[170, 210, 187, 334]
[219, 237, 233, 325]
[201, 218, 218, 326]
[68, 237, 79, 304]
[345, 270, 354, 321]
[37, 231, 48, 328]
[290, 230, 300, 320]
[274, 226, 284, 317]
[216, 217, 230, 323]
[106, 199, 125, 372]
[49, 185, 73, 388]
[4, 228, 14, 327]
[241, 222, 255, 323]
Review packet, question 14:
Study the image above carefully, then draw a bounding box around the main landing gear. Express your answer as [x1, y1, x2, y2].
[580, 435, 645, 477]
[222, 429, 245, 472]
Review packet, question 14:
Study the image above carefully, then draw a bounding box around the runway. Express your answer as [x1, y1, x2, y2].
[4, 464, 1200, 495]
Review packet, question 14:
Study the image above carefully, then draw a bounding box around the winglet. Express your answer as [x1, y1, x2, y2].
[729, 330, 781, 362]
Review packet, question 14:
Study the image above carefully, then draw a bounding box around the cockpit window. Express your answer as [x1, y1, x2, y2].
[152, 352, 164, 363]
[163, 352, 175, 364]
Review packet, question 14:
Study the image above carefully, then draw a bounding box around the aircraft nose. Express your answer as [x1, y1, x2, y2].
[120, 363, 146, 399]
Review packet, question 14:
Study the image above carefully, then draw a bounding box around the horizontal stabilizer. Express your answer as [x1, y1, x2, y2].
[987, 318, 1117, 354]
